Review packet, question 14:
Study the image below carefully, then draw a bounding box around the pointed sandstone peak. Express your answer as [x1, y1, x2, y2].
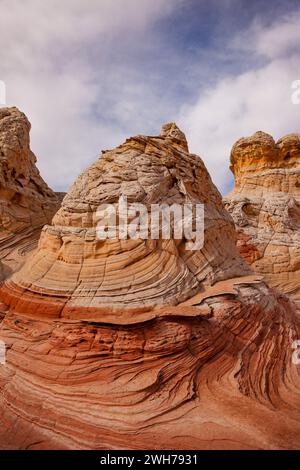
[0, 107, 60, 278]
[160, 122, 189, 152]
[0, 106, 59, 214]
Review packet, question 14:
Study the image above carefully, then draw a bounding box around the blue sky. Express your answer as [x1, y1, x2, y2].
[0, 0, 299, 193]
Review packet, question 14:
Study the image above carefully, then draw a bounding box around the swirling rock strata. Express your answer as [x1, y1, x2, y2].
[224, 132, 300, 303]
[1, 122, 248, 316]
[0, 124, 299, 450]
[0, 107, 60, 279]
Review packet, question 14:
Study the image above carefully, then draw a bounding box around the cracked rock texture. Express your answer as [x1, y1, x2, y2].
[0, 107, 60, 279]
[224, 131, 300, 304]
[0, 124, 299, 450]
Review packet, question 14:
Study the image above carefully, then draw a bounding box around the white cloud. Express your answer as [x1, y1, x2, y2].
[0, 1, 299, 195]
[239, 9, 300, 59]
[0, 0, 182, 190]
[179, 10, 300, 193]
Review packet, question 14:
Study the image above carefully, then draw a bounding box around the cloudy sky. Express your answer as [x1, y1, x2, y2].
[0, 0, 299, 193]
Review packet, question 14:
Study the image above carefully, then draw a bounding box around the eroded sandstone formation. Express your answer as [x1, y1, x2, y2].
[1, 121, 248, 317]
[224, 131, 300, 304]
[0, 124, 299, 450]
[0, 107, 60, 279]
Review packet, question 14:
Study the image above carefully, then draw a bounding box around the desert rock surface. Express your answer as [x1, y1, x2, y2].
[0, 123, 299, 450]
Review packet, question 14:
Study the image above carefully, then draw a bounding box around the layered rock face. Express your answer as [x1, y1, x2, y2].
[0, 107, 60, 279]
[224, 131, 300, 303]
[1, 121, 248, 317]
[0, 124, 299, 450]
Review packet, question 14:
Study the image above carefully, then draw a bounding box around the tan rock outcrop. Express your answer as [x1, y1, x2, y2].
[1, 122, 248, 316]
[0, 124, 299, 450]
[0, 107, 60, 278]
[224, 131, 300, 303]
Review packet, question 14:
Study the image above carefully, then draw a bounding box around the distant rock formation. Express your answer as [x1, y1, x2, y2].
[224, 131, 300, 303]
[0, 107, 60, 278]
[0, 124, 299, 450]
